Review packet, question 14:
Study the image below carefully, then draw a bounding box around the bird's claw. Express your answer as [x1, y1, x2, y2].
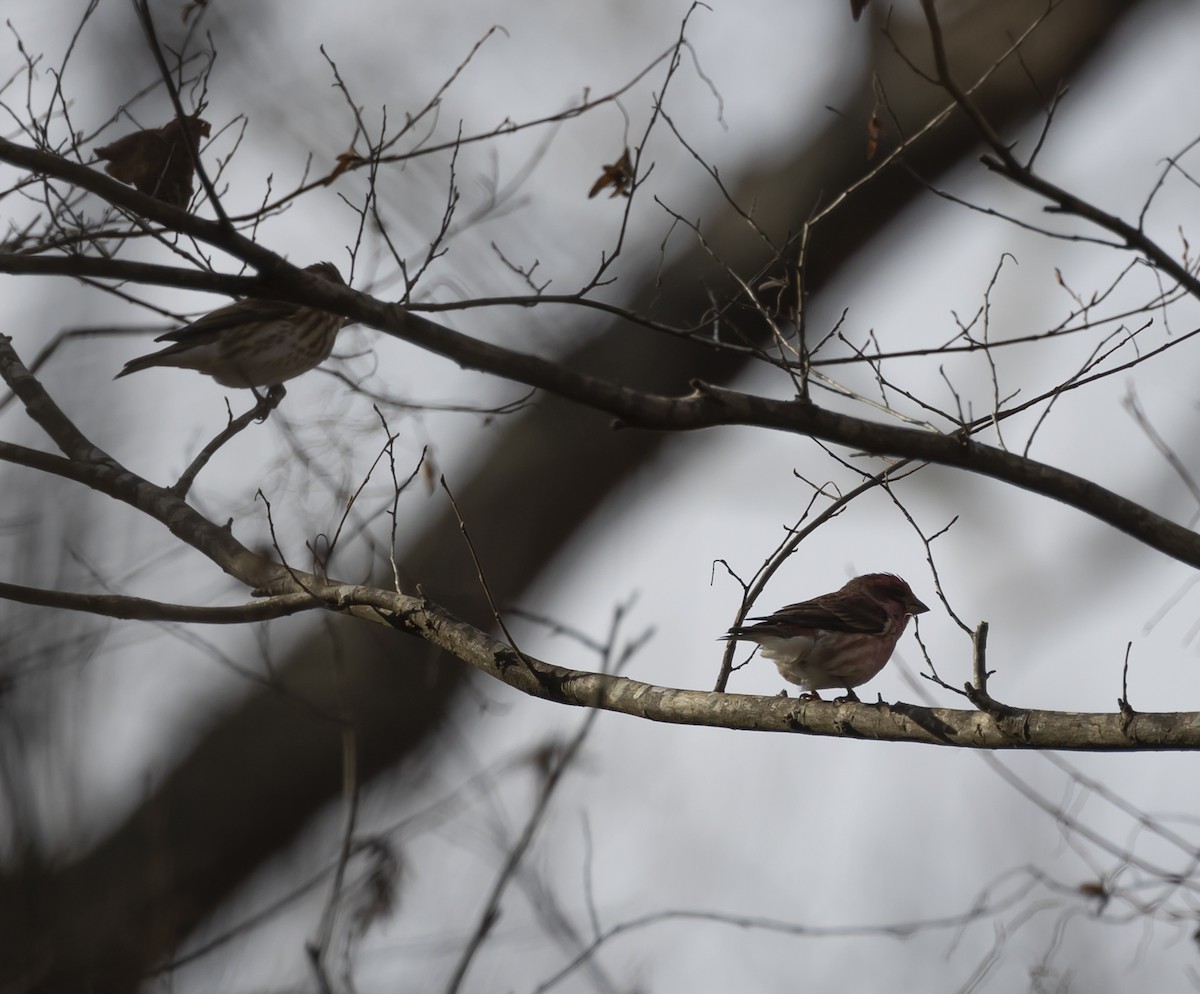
[250, 384, 286, 422]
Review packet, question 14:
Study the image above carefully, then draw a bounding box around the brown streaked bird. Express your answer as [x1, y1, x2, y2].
[115, 262, 346, 391]
[722, 573, 929, 700]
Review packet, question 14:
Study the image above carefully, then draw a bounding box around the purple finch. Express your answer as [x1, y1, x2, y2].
[115, 262, 346, 391]
[723, 573, 928, 699]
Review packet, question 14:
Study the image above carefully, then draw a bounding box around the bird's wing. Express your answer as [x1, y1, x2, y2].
[154, 297, 303, 343]
[753, 590, 890, 635]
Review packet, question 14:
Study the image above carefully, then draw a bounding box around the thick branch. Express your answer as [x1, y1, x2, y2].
[328, 583, 1200, 752]
[334, 293, 1200, 568]
[4, 256, 1198, 570]
[15, 567, 1193, 751]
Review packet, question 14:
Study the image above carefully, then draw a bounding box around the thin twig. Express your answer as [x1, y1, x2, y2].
[170, 391, 282, 497]
[440, 473, 538, 677]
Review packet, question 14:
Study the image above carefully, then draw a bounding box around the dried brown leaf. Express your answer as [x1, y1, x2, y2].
[587, 147, 634, 199]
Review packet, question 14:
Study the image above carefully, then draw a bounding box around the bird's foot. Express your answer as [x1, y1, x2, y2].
[832, 688, 860, 704]
[250, 384, 286, 422]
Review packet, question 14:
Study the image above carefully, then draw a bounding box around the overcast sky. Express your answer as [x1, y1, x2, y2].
[5, 0, 1200, 991]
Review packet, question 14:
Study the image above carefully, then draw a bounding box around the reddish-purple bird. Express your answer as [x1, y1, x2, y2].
[723, 573, 929, 700]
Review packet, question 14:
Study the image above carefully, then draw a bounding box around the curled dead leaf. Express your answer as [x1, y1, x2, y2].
[326, 148, 366, 185]
[588, 147, 634, 199]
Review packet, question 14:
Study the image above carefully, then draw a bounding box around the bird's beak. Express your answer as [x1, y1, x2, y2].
[908, 596, 930, 616]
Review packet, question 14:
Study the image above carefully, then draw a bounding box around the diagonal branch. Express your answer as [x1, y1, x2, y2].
[287, 582, 1200, 752]
[0, 581, 321, 622]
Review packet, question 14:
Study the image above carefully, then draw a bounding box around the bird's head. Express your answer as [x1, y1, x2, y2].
[855, 573, 930, 616]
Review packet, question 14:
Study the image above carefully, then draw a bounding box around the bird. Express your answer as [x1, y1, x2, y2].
[722, 573, 929, 700]
[115, 261, 347, 393]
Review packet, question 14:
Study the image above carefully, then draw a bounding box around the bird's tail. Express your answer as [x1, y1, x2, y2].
[113, 354, 157, 379]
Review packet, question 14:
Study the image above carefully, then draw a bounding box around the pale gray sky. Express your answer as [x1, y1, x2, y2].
[4, 0, 1200, 990]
